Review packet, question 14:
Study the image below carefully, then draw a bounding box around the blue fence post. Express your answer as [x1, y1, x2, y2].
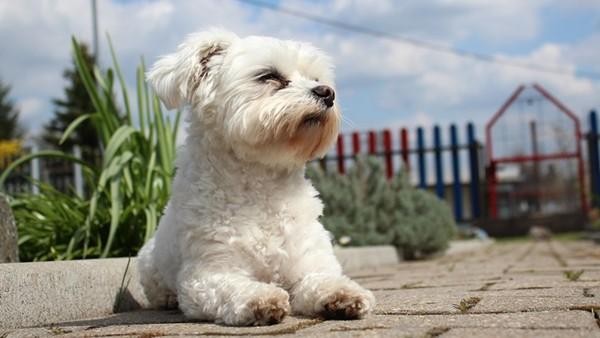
[588, 110, 600, 207]
[417, 127, 427, 189]
[467, 123, 481, 218]
[433, 125, 444, 198]
[450, 124, 463, 221]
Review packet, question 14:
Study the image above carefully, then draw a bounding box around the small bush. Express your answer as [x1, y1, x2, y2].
[307, 156, 456, 259]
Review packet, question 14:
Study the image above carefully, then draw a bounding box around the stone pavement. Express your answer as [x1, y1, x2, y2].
[3, 240, 600, 337]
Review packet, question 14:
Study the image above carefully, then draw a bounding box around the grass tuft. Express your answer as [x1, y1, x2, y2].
[564, 270, 584, 281]
[452, 296, 481, 313]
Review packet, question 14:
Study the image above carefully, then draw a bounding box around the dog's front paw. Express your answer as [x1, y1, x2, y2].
[317, 287, 374, 320]
[247, 292, 290, 326]
[226, 287, 290, 326]
[291, 274, 376, 319]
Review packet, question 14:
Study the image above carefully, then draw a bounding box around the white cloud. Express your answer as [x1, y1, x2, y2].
[18, 97, 44, 131]
[0, 0, 599, 141]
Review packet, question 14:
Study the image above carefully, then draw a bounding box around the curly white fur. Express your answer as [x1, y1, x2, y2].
[137, 29, 375, 326]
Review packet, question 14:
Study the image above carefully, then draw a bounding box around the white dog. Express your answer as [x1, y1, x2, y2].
[137, 29, 375, 326]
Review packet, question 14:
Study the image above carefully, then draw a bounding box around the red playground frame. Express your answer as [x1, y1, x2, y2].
[485, 83, 588, 219]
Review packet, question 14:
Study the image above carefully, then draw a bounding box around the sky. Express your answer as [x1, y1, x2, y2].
[1, 0, 600, 143]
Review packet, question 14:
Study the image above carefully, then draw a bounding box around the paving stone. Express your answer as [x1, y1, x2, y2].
[428, 274, 506, 285]
[361, 279, 483, 291]
[489, 276, 600, 290]
[5, 240, 600, 337]
[296, 327, 428, 338]
[440, 328, 600, 338]
[12, 311, 594, 338]
[473, 296, 600, 313]
[581, 286, 600, 298]
[470, 286, 585, 298]
[376, 290, 600, 315]
[566, 259, 600, 267]
[373, 290, 470, 314]
[511, 259, 565, 269]
[3, 315, 320, 337]
[300, 311, 598, 333]
[509, 267, 600, 275]
[567, 269, 600, 281]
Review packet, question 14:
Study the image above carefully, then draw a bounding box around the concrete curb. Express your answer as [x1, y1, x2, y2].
[445, 239, 494, 256]
[0, 245, 399, 329]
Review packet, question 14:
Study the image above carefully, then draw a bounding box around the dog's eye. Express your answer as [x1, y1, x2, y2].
[258, 72, 281, 82]
[257, 71, 289, 88]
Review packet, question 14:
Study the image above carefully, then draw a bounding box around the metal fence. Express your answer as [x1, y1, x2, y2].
[317, 123, 484, 222]
[2, 145, 85, 196]
[4, 109, 600, 225]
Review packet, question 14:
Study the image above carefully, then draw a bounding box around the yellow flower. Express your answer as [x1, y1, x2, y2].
[0, 139, 22, 169]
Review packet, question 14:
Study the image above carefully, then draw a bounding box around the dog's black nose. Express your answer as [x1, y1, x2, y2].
[311, 85, 335, 108]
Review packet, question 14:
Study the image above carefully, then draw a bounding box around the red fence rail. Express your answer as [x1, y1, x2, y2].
[319, 123, 484, 222]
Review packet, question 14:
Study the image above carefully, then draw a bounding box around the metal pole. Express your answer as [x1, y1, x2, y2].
[467, 123, 481, 218]
[31, 145, 40, 195]
[336, 134, 345, 175]
[450, 124, 463, 221]
[588, 110, 600, 207]
[91, 0, 99, 60]
[73, 146, 84, 198]
[383, 129, 393, 179]
[417, 127, 426, 189]
[530, 120, 540, 213]
[433, 125, 444, 198]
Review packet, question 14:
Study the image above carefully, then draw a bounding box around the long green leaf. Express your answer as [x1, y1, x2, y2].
[59, 113, 95, 145]
[103, 126, 136, 168]
[98, 151, 133, 191]
[136, 63, 147, 136]
[107, 34, 132, 125]
[102, 176, 122, 258]
[71, 38, 105, 122]
[144, 205, 157, 242]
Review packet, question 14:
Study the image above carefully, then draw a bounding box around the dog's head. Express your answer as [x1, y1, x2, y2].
[147, 29, 341, 168]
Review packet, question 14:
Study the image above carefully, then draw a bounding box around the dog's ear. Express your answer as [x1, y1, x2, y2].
[147, 29, 238, 109]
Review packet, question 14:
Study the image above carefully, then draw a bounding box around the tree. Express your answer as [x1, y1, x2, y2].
[43, 43, 100, 155]
[0, 80, 23, 141]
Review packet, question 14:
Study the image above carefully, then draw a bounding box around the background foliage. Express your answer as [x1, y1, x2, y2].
[43, 43, 101, 159]
[0, 79, 23, 141]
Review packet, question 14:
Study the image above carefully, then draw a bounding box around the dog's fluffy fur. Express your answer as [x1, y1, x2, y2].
[137, 29, 375, 326]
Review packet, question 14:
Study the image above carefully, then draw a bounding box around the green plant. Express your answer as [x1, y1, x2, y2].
[564, 270, 584, 281]
[0, 79, 23, 140]
[10, 182, 105, 261]
[44, 43, 100, 155]
[390, 168, 457, 259]
[453, 296, 481, 313]
[0, 37, 181, 261]
[307, 156, 456, 259]
[307, 157, 396, 247]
